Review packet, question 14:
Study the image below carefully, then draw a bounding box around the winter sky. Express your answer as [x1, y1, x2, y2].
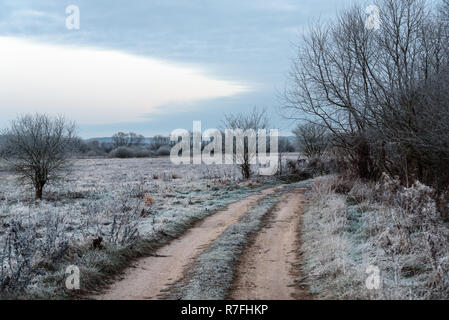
[0, 0, 354, 138]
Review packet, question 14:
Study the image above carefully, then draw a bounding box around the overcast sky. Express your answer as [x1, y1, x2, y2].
[0, 0, 354, 138]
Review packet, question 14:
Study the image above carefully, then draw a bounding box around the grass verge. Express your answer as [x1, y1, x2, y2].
[300, 176, 449, 300]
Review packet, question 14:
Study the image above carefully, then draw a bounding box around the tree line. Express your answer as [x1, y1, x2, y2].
[78, 133, 172, 158]
[284, 0, 449, 193]
[0, 112, 295, 200]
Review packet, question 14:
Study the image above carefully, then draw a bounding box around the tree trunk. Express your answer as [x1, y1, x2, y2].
[278, 153, 282, 176]
[355, 138, 371, 180]
[35, 183, 44, 200]
[241, 163, 251, 180]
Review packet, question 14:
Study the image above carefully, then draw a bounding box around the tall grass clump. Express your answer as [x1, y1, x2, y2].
[300, 175, 449, 300]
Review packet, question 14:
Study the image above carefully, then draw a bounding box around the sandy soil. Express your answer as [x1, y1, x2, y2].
[229, 188, 311, 300]
[95, 185, 283, 300]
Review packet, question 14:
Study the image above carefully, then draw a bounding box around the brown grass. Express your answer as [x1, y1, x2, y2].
[144, 194, 154, 206]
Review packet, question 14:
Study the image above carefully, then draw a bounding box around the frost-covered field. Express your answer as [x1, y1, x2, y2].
[0, 157, 277, 299]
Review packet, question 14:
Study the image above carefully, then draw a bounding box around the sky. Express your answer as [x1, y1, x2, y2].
[0, 0, 354, 138]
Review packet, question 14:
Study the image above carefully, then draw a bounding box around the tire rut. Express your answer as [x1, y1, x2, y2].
[229, 188, 312, 300]
[94, 185, 284, 300]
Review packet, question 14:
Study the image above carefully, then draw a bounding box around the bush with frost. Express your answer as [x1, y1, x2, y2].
[156, 146, 171, 156]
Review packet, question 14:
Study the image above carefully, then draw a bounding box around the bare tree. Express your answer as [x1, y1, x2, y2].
[149, 135, 170, 150]
[0, 114, 77, 200]
[283, 0, 449, 187]
[293, 123, 328, 158]
[112, 132, 127, 148]
[222, 107, 269, 180]
[282, 4, 380, 178]
[112, 132, 144, 148]
[128, 132, 144, 147]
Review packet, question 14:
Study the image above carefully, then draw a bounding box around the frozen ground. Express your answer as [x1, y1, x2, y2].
[0, 157, 279, 298]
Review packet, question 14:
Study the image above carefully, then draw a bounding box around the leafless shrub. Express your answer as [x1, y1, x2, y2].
[108, 211, 140, 247]
[0, 213, 70, 295]
[286, 159, 300, 174]
[0, 222, 38, 293]
[347, 180, 374, 205]
[109, 146, 152, 158]
[156, 146, 171, 156]
[375, 178, 449, 298]
[106, 190, 142, 247]
[286, 156, 341, 181]
[39, 213, 70, 262]
[293, 123, 328, 158]
[128, 182, 146, 199]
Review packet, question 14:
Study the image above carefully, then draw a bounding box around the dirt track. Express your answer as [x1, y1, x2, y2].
[229, 188, 311, 300]
[96, 186, 283, 300]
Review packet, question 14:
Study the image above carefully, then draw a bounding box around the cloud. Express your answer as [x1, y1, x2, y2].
[0, 36, 249, 125]
[0, 3, 65, 32]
